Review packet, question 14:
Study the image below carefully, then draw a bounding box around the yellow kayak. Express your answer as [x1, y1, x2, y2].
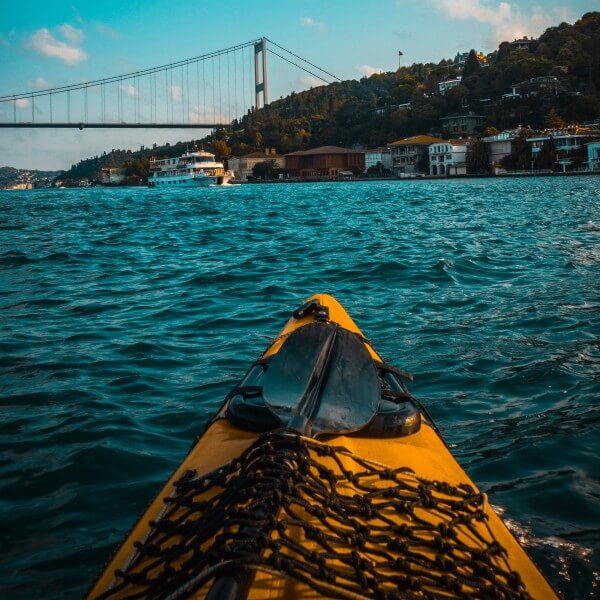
[88, 294, 558, 599]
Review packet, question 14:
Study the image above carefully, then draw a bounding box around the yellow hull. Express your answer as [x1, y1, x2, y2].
[88, 294, 557, 599]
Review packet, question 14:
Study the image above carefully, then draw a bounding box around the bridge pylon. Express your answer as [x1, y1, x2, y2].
[254, 37, 268, 109]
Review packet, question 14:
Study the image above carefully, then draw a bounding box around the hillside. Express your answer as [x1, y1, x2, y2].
[0, 166, 61, 188]
[61, 11, 600, 181]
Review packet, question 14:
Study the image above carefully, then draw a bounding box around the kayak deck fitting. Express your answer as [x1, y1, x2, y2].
[88, 294, 557, 600]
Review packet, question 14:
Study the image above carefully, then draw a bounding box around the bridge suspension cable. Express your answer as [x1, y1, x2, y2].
[0, 37, 342, 128]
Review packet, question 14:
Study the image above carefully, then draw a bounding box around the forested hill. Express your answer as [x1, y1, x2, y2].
[61, 11, 600, 181]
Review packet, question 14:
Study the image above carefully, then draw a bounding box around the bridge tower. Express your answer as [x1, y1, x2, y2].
[254, 37, 268, 109]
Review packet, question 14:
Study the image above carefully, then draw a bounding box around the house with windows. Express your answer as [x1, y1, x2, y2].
[388, 135, 445, 176]
[364, 148, 393, 173]
[481, 129, 521, 172]
[429, 140, 467, 176]
[438, 78, 462, 95]
[512, 76, 565, 98]
[284, 146, 365, 179]
[527, 130, 594, 172]
[587, 142, 600, 171]
[440, 112, 485, 135]
[228, 148, 284, 181]
[510, 37, 536, 51]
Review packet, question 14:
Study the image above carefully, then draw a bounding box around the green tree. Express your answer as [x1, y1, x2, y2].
[466, 139, 490, 174]
[536, 138, 557, 169]
[212, 140, 231, 161]
[252, 159, 280, 180]
[544, 108, 566, 129]
[482, 126, 499, 137]
[502, 129, 532, 170]
[462, 50, 483, 79]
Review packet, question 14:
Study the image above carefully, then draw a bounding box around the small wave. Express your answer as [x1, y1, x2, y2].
[0, 251, 34, 266]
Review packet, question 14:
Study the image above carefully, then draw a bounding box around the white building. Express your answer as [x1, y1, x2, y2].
[388, 135, 446, 176]
[482, 130, 520, 173]
[429, 141, 467, 176]
[587, 141, 600, 171]
[227, 148, 284, 180]
[364, 148, 393, 173]
[438, 78, 462, 95]
[527, 131, 592, 172]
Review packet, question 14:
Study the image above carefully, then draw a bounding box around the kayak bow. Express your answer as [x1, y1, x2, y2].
[88, 294, 557, 600]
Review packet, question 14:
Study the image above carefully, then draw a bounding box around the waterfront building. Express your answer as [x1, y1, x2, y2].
[429, 140, 467, 176]
[587, 142, 600, 171]
[101, 167, 127, 185]
[364, 148, 393, 173]
[284, 146, 365, 179]
[440, 112, 485, 135]
[438, 78, 462, 95]
[388, 135, 445, 176]
[527, 130, 594, 172]
[228, 148, 284, 181]
[482, 129, 520, 172]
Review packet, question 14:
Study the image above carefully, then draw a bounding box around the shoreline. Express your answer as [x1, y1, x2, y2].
[239, 170, 600, 184]
[3, 170, 599, 191]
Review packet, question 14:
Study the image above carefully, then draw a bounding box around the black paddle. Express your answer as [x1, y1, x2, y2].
[206, 321, 381, 600]
[262, 321, 381, 437]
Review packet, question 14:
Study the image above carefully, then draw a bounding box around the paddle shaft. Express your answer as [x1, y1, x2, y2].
[287, 325, 338, 435]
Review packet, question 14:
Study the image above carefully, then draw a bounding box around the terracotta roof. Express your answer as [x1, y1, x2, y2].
[388, 135, 446, 146]
[285, 145, 364, 156]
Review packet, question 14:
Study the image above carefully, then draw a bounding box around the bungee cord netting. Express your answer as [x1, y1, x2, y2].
[96, 431, 531, 600]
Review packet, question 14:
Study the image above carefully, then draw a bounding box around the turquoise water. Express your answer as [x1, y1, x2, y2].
[1, 178, 599, 598]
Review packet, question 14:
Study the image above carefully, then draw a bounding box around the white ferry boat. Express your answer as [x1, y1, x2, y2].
[148, 149, 234, 187]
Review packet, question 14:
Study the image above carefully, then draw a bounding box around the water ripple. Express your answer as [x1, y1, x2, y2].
[1, 178, 599, 598]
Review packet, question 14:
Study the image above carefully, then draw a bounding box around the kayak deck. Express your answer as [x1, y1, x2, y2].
[88, 295, 557, 599]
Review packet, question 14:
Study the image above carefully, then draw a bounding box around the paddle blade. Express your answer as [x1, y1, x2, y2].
[262, 322, 380, 437]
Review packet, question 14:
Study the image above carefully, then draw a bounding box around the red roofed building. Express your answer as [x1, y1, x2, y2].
[388, 135, 446, 175]
[285, 146, 365, 179]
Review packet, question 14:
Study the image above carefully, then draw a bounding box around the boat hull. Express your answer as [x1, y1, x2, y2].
[148, 174, 233, 188]
[88, 294, 558, 599]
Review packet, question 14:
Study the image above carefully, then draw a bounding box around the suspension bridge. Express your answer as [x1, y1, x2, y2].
[0, 37, 341, 129]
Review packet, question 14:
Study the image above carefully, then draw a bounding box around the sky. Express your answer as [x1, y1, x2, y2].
[0, 0, 597, 171]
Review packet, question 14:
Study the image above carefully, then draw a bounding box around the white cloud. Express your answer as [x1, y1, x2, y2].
[14, 98, 30, 109]
[170, 85, 182, 102]
[120, 84, 138, 97]
[301, 16, 326, 31]
[190, 105, 229, 124]
[30, 76, 49, 89]
[29, 25, 87, 65]
[435, 0, 511, 24]
[57, 24, 84, 46]
[299, 75, 325, 89]
[95, 22, 120, 39]
[432, 1, 575, 45]
[356, 64, 383, 77]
